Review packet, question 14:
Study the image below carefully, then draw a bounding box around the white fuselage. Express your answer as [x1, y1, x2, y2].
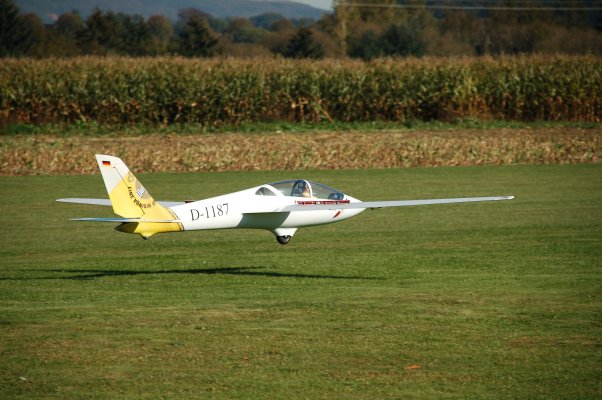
[170, 186, 364, 233]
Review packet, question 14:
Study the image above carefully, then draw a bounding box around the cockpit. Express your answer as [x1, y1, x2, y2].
[255, 180, 345, 200]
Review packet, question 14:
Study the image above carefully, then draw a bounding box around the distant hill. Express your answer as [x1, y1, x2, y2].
[14, 0, 329, 23]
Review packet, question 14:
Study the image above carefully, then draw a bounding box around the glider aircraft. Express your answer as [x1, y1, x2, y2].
[57, 154, 514, 244]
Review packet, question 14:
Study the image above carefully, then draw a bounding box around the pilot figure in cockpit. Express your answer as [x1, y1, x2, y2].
[292, 180, 312, 198]
[302, 185, 311, 197]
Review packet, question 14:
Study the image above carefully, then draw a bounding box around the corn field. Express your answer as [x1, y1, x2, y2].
[1, 56, 600, 126]
[1, 128, 598, 176]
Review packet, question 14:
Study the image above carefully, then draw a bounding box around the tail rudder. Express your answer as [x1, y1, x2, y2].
[95, 155, 182, 237]
[95, 154, 156, 218]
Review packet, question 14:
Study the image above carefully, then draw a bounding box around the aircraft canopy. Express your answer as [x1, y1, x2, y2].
[266, 180, 345, 200]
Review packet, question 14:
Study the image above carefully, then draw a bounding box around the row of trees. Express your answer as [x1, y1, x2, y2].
[1, 0, 601, 59]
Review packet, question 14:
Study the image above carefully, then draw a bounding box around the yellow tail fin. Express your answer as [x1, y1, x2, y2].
[95, 154, 182, 238]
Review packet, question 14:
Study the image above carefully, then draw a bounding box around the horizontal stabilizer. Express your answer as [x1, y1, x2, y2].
[57, 198, 112, 206]
[71, 217, 182, 223]
[281, 196, 514, 212]
[57, 198, 185, 207]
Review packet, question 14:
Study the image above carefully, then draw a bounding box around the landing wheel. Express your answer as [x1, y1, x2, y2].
[276, 235, 291, 245]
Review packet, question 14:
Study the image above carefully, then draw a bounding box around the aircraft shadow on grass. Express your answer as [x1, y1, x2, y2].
[4, 266, 382, 281]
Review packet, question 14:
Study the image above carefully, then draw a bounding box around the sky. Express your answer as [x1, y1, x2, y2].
[291, 0, 333, 10]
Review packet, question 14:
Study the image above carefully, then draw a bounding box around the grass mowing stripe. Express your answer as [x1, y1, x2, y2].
[0, 164, 600, 399]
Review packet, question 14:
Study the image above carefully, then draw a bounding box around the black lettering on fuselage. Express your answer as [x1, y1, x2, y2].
[191, 209, 200, 221]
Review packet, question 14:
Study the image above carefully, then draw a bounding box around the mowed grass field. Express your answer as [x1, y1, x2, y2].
[0, 164, 600, 399]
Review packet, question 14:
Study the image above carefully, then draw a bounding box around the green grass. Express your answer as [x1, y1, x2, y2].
[2, 119, 600, 136]
[0, 164, 600, 399]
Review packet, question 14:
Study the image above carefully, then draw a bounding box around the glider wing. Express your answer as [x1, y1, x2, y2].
[280, 196, 514, 212]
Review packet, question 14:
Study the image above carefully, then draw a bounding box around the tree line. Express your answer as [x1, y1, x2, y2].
[1, 0, 600, 59]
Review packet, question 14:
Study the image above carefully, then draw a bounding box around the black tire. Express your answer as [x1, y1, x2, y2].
[276, 235, 291, 245]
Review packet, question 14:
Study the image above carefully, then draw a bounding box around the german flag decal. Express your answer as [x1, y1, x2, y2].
[102, 160, 111, 166]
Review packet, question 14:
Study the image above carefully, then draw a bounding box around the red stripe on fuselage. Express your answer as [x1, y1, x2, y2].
[295, 200, 350, 205]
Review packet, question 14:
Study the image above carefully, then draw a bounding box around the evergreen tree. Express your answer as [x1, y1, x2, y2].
[120, 14, 150, 56]
[20, 13, 47, 57]
[283, 27, 324, 59]
[0, 0, 29, 56]
[381, 20, 426, 57]
[78, 9, 123, 55]
[348, 31, 382, 60]
[178, 15, 219, 57]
